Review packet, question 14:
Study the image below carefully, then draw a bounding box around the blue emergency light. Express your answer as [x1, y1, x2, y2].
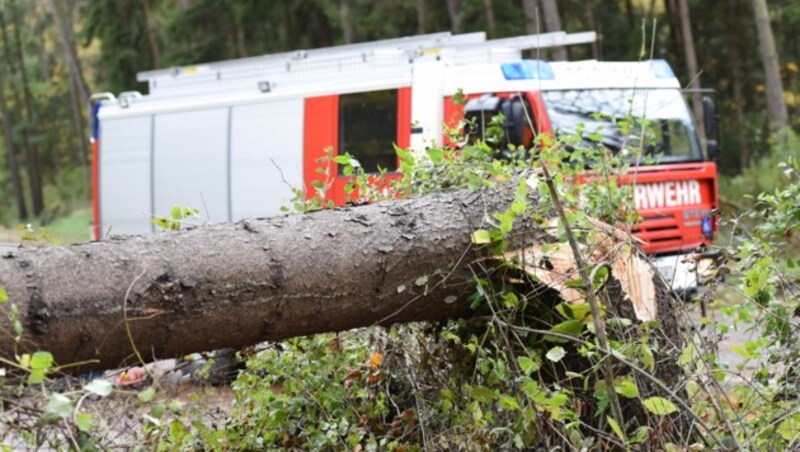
[701, 216, 713, 237]
[501, 60, 555, 81]
[650, 59, 676, 79]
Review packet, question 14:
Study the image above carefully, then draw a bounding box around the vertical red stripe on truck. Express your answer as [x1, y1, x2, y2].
[303, 95, 339, 203]
[396, 87, 412, 150]
[91, 139, 100, 240]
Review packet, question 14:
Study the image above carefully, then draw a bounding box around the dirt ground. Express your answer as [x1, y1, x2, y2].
[1, 372, 237, 449]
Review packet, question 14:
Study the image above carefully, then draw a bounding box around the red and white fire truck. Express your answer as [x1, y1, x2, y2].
[90, 30, 719, 292]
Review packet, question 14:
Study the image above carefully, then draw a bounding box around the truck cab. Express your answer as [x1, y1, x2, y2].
[414, 58, 719, 292]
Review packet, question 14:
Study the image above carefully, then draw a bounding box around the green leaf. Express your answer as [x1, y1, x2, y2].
[150, 403, 166, 419]
[499, 395, 520, 410]
[630, 426, 650, 444]
[556, 302, 591, 322]
[564, 279, 584, 289]
[678, 344, 695, 365]
[778, 415, 800, 440]
[639, 343, 655, 372]
[551, 320, 584, 336]
[30, 351, 54, 371]
[75, 412, 94, 432]
[592, 266, 609, 289]
[546, 346, 566, 362]
[84, 379, 114, 397]
[170, 205, 182, 220]
[642, 397, 677, 416]
[502, 292, 519, 309]
[167, 400, 183, 413]
[415, 275, 428, 286]
[426, 148, 443, 164]
[517, 356, 537, 375]
[606, 416, 625, 442]
[28, 369, 46, 384]
[138, 387, 157, 404]
[614, 377, 640, 398]
[44, 394, 73, 418]
[332, 155, 351, 164]
[471, 229, 491, 244]
[468, 385, 496, 404]
[0, 286, 7, 303]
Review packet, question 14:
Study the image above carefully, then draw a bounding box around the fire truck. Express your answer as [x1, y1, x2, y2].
[89, 30, 719, 292]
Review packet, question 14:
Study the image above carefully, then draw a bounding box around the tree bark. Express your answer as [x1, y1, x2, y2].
[47, 0, 89, 182]
[0, 187, 529, 371]
[47, 0, 89, 104]
[752, 0, 788, 130]
[522, 0, 540, 46]
[141, 0, 161, 67]
[416, 0, 427, 34]
[728, 0, 751, 170]
[9, 0, 44, 217]
[482, 0, 496, 37]
[538, 0, 567, 61]
[677, 0, 703, 127]
[0, 62, 27, 219]
[446, 0, 463, 34]
[339, 0, 354, 44]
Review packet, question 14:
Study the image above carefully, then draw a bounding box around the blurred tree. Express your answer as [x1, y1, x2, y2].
[677, 0, 702, 125]
[539, 0, 566, 60]
[4, 1, 44, 216]
[752, 0, 788, 130]
[0, 56, 26, 219]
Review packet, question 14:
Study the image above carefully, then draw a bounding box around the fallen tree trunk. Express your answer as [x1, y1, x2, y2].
[1, 187, 544, 370]
[0, 183, 676, 376]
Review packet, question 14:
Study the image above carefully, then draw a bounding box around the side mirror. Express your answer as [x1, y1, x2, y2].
[702, 96, 720, 161]
[502, 98, 528, 148]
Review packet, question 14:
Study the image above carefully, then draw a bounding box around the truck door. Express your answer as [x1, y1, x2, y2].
[442, 91, 550, 151]
[304, 87, 411, 206]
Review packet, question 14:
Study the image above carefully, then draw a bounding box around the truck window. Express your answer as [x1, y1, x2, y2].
[339, 90, 398, 174]
[542, 88, 702, 164]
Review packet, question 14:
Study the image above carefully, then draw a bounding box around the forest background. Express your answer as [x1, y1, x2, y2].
[0, 0, 795, 235]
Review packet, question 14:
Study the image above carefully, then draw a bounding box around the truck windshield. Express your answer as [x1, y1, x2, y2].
[541, 88, 702, 164]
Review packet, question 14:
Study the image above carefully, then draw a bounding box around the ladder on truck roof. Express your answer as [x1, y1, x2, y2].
[133, 30, 596, 98]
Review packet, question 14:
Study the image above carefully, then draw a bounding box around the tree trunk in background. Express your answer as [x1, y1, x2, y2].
[0, 10, 37, 219]
[482, 0, 496, 37]
[339, 0, 355, 44]
[0, 64, 27, 219]
[664, 0, 683, 72]
[522, 0, 538, 35]
[416, 0, 427, 34]
[538, 0, 567, 60]
[48, 0, 89, 103]
[752, 0, 788, 130]
[446, 0, 463, 34]
[624, 0, 635, 30]
[10, 0, 44, 216]
[47, 0, 89, 182]
[35, 15, 51, 81]
[583, 1, 599, 59]
[677, 0, 703, 129]
[728, 0, 751, 170]
[141, 1, 162, 66]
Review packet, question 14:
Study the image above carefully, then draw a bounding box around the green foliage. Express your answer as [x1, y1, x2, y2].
[147, 110, 692, 450]
[721, 128, 800, 202]
[153, 205, 200, 230]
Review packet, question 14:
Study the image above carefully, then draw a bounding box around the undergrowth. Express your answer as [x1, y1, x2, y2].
[1, 100, 799, 450]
